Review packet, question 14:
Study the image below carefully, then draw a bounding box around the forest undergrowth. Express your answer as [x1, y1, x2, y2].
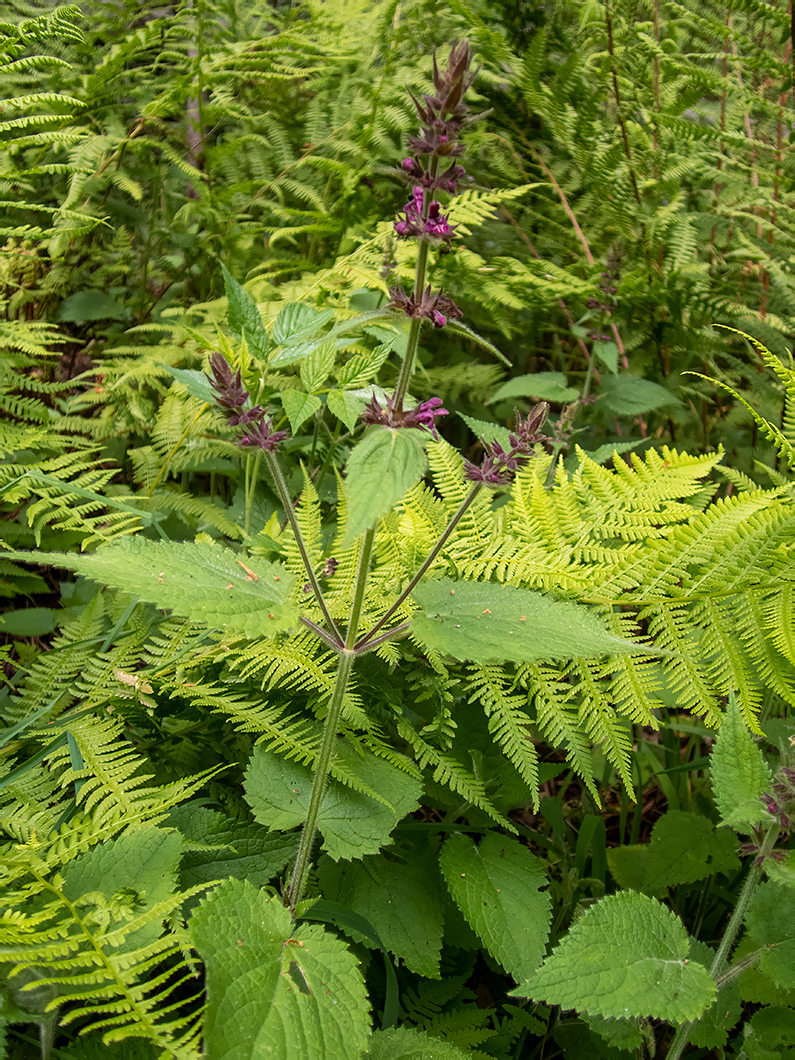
[1, 1, 795, 1057]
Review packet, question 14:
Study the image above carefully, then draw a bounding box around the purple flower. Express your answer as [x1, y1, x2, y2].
[463, 456, 512, 486]
[228, 405, 266, 427]
[394, 186, 426, 239]
[205, 352, 290, 452]
[407, 396, 449, 438]
[388, 285, 462, 328]
[362, 392, 449, 439]
[463, 405, 550, 488]
[238, 417, 289, 452]
[206, 351, 250, 416]
[425, 201, 455, 240]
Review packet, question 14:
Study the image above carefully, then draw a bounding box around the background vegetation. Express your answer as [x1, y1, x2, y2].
[1, 0, 795, 1056]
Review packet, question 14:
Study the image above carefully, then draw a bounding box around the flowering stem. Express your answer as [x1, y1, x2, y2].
[286, 527, 375, 914]
[355, 484, 481, 650]
[392, 153, 440, 411]
[666, 822, 780, 1060]
[262, 450, 343, 647]
[392, 279, 426, 411]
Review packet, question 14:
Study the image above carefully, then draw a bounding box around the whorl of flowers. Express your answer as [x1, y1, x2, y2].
[463, 403, 550, 487]
[206, 352, 288, 452]
[362, 392, 449, 439]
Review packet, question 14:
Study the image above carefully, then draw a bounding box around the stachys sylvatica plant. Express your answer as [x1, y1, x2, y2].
[5, 39, 795, 1060]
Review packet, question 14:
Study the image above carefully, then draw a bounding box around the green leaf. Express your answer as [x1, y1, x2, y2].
[606, 844, 651, 892]
[169, 804, 297, 891]
[244, 745, 421, 860]
[489, 371, 579, 404]
[63, 826, 181, 952]
[687, 939, 742, 1050]
[584, 1014, 647, 1052]
[318, 849, 444, 978]
[746, 1006, 795, 1054]
[272, 302, 334, 347]
[410, 578, 643, 663]
[56, 289, 125, 322]
[593, 340, 618, 373]
[517, 891, 716, 1022]
[711, 694, 773, 831]
[299, 898, 398, 1029]
[366, 1027, 472, 1059]
[341, 427, 429, 548]
[0, 607, 56, 636]
[279, 390, 322, 432]
[600, 375, 678, 415]
[221, 263, 269, 358]
[327, 389, 366, 432]
[190, 878, 370, 1060]
[439, 833, 551, 982]
[300, 339, 336, 392]
[641, 811, 740, 890]
[746, 881, 795, 989]
[10, 538, 298, 638]
[160, 364, 217, 405]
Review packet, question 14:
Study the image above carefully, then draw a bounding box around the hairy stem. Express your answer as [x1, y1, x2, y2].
[286, 528, 375, 913]
[263, 450, 342, 646]
[392, 156, 440, 410]
[285, 648, 355, 914]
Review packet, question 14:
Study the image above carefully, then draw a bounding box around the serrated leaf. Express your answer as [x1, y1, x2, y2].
[642, 811, 741, 890]
[592, 340, 618, 373]
[517, 891, 716, 1022]
[439, 833, 550, 982]
[63, 826, 181, 952]
[9, 539, 298, 638]
[299, 899, 398, 1029]
[300, 339, 336, 392]
[327, 389, 366, 432]
[221, 263, 269, 358]
[746, 881, 795, 989]
[169, 805, 297, 891]
[341, 427, 429, 548]
[746, 1006, 795, 1053]
[272, 302, 334, 347]
[711, 694, 773, 831]
[190, 878, 370, 1060]
[410, 578, 643, 663]
[489, 371, 579, 404]
[584, 1014, 646, 1052]
[280, 389, 322, 432]
[244, 745, 421, 860]
[318, 850, 444, 978]
[687, 939, 742, 1050]
[600, 375, 678, 415]
[366, 1027, 471, 1059]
